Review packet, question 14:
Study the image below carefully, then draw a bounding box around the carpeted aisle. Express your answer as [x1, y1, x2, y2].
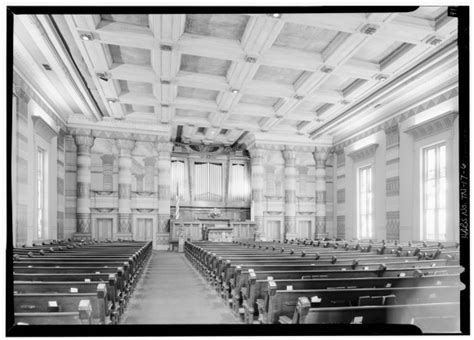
[121, 251, 241, 324]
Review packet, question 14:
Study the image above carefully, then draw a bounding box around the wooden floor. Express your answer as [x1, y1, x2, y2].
[121, 251, 241, 324]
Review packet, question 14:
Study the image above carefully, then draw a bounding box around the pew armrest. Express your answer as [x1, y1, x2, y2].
[279, 316, 292, 324]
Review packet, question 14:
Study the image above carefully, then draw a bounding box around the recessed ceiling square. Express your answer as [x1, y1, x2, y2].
[177, 86, 219, 101]
[124, 104, 154, 114]
[180, 54, 231, 77]
[119, 80, 153, 94]
[100, 14, 149, 27]
[319, 74, 357, 91]
[253, 65, 308, 85]
[353, 38, 405, 64]
[239, 94, 280, 107]
[175, 108, 209, 120]
[273, 22, 339, 53]
[185, 14, 250, 40]
[109, 45, 151, 66]
[295, 101, 320, 112]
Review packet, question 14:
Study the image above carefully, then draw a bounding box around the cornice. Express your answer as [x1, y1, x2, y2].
[404, 111, 458, 140]
[347, 143, 378, 163]
[32, 115, 59, 141]
[333, 85, 459, 149]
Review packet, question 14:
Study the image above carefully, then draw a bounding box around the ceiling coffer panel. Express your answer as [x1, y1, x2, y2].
[239, 94, 280, 107]
[124, 104, 154, 114]
[273, 22, 340, 53]
[180, 54, 232, 77]
[109, 44, 151, 66]
[253, 65, 309, 85]
[177, 86, 219, 101]
[100, 14, 150, 27]
[184, 14, 250, 40]
[119, 80, 153, 94]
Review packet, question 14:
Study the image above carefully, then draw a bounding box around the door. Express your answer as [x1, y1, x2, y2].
[133, 218, 153, 241]
[298, 220, 312, 239]
[265, 220, 281, 241]
[96, 218, 112, 241]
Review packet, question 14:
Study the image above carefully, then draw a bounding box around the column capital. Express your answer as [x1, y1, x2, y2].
[116, 139, 135, 155]
[100, 154, 115, 165]
[248, 147, 266, 165]
[155, 142, 173, 158]
[313, 146, 331, 168]
[282, 147, 297, 167]
[73, 134, 95, 153]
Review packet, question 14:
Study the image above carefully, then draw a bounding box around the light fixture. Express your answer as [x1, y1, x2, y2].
[107, 98, 117, 105]
[272, 13, 282, 18]
[231, 89, 239, 94]
[80, 33, 93, 41]
[375, 74, 389, 82]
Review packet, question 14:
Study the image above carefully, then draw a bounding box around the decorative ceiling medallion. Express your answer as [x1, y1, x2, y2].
[161, 103, 169, 108]
[340, 100, 350, 105]
[320, 66, 334, 73]
[160, 79, 171, 85]
[294, 95, 304, 100]
[359, 24, 379, 35]
[160, 44, 173, 51]
[245, 56, 258, 63]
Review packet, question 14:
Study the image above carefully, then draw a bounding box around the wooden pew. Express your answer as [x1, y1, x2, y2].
[261, 283, 464, 324]
[291, 300, 460, 333]
[14, 299, 94, 325]
[243, 273, 463, 323]
[230, 265, 463, 314]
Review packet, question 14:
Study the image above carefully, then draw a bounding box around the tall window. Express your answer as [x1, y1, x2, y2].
[37, 147, 46, 239]
[194, 162, 222, 201]
[229, 163, 250, 201]
[422, 143, 446, 241]
[171, 160, 185, 200]
[358, 165, 373, 239]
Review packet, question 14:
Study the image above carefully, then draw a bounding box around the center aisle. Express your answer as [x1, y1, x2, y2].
[121, 251, 241, 324]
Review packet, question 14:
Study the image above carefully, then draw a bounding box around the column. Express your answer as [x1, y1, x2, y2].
[385, 124, 400, 242]
[156, 141, 173, 249]
[143, 157, 156, 192]
[74, 133, 95, 239]
[116, 139, 135, 239]
[135, 174, 144, 192]
[249, 147, 266, 241]
[313, 146, 330, 237]
[282, 147, 297, 241]
[100, 154, 114, 191]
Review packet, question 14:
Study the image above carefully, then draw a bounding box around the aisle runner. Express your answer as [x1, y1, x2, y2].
[122, 251, 240, 324]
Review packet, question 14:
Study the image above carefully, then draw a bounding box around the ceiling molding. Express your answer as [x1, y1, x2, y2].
[32, 115, 59, 141]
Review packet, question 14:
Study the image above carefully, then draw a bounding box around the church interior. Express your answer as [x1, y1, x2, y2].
[9, 7, 467, 334]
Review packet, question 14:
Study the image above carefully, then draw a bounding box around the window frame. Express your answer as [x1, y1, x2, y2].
[357, 164, 373, 239]
[420, 141, 447, 241]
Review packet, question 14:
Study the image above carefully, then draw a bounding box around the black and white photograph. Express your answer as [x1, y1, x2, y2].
[5, 4, 470, 336]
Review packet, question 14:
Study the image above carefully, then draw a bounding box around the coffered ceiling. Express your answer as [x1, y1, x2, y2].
[13, 8, 459, 146]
